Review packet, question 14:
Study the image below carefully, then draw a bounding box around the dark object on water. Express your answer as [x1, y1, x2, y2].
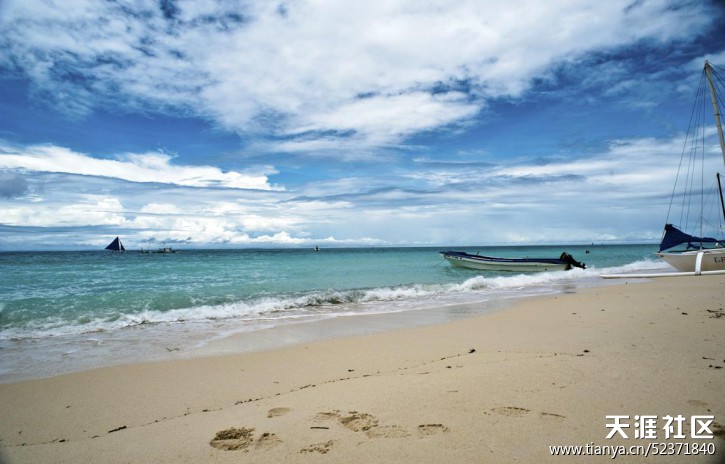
[105, 237, 125, 252]
[559, 252, 586, 270]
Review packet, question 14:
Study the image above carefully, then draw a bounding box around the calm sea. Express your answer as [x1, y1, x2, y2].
[0, 244, 667, 382]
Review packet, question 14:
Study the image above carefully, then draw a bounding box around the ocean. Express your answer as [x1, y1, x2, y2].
[0, 244, 669, 382]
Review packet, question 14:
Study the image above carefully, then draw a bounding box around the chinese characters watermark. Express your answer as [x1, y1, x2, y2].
[605, 415, 715, 440]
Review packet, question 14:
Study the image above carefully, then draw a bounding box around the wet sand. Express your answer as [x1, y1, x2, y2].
[1, 276, 724, 463]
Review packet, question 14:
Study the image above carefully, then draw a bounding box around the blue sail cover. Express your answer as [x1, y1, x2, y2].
[659, 224, 719, 252]
[105, 237, 126, 251]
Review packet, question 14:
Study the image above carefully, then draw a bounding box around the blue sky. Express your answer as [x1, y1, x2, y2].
[1, 0, 725, 250]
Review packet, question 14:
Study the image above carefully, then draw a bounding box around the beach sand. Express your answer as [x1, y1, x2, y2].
[1, 276, 724, 463]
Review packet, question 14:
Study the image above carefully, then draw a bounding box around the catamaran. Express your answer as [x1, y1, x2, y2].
[657, 61, 725, 273]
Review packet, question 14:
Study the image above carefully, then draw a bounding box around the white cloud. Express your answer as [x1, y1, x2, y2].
[2, 195, 127, 227]
[0, 0, 712, 152]
[0, 141, 280, 190]
[139, 203, 182, 215]
[0, 130, 701, 247]
[133, 199, 301, 239]
[295, 92, 479, 143]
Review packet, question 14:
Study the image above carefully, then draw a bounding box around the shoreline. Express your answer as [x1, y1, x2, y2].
[0, 289, 526, 385]
[0, 267, 639, 385]
[1, 275, 724, 463]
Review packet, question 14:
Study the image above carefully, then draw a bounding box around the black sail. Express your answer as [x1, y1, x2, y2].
[105, 237, 126, 251]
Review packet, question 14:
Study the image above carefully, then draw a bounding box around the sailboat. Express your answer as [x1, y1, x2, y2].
[657, 61, 725, 273]
[105, 236, 126, 252]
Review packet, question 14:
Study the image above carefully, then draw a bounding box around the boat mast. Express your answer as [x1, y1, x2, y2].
[718, 173, 725, 223]
[705, 61, 725, 167]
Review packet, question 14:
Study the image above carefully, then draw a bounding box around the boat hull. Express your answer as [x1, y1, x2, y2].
[657, 249, 725, 272]
[441, 252, 569, 272]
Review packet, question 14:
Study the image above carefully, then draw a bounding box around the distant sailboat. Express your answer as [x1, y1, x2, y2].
[105, 236, 126, 252]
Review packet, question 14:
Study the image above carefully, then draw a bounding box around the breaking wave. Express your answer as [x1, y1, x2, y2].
[0, 258, 666, 341]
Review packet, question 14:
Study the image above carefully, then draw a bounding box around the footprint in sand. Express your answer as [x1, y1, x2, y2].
[256, 432, 282, 449]
[210, 427, 255, 451]
[314, 410, 380, 432]
[314, 410, 342, 422]
[300, 440, 334, 454]
[267, 407, 291, 418]
[418, 424, 448, 437]
[418, 424, 449, 436]
[340, 411, 380, 432]
[491, 406, 530, 417]
[314, 410, 412, 438]
[209, 427, 281, 451]
[366, 425, 411, 438]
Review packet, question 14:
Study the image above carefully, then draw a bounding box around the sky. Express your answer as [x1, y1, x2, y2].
[1, 0, 725, 250]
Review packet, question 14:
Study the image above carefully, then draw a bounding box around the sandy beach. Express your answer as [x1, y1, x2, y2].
[1, 275, 724, 463]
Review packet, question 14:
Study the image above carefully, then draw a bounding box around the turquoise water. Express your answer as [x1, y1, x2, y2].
[0, 244, 667, 381]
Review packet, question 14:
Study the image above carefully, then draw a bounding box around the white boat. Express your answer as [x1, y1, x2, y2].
[657, 61, 725, 272]
[439, 251, 585, 272]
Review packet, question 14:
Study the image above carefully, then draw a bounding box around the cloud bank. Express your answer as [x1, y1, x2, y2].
[0, 141, 279, 190]
[0, 132, 703, 248]
[0, 0, 713, 153]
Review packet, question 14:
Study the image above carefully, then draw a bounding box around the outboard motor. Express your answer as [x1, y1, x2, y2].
[560, 252, 586, 270]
